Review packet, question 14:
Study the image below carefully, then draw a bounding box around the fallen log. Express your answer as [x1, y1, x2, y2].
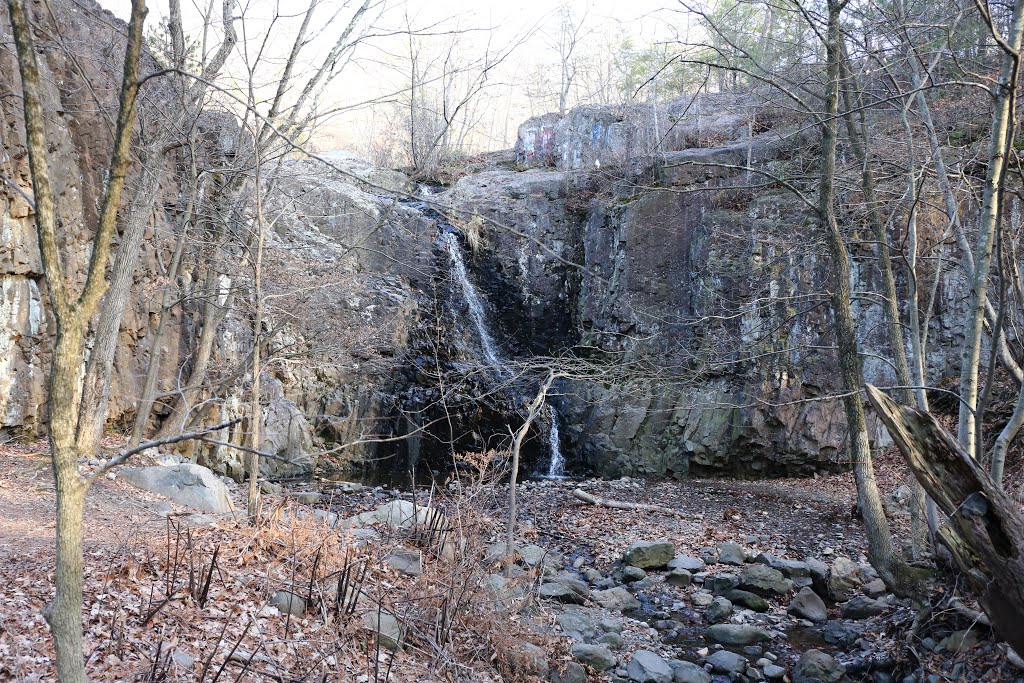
[572, 488, 679, 516]
[865, 384, 1024, 653]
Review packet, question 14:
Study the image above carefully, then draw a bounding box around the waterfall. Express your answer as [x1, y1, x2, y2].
[545, 404, 566, 479]
[443, 231, 503, 369]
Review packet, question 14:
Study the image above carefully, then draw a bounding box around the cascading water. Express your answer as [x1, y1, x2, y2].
[442, 231, 503, 369]
[545, 404, 566, 479]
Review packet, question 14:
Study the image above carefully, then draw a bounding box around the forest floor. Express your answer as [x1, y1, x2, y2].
[0, 439, 1018, 683]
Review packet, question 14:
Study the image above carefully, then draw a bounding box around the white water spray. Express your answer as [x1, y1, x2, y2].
[545, 405, 565, 479]
[443, 231, 503, 369]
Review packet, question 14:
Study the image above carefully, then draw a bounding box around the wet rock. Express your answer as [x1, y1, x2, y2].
[670, 660, 713, 683]
[669, 554, 706, 572]
[718, 542, 747, 565]
[706, 650, 748, 674]
[540, 582, 587, 604]
[789, 587, 828, 623]
[793, 649, 845, 683]
[383, 548, 422, 576]
[706, 596, 733, 624]
[118, 464, 234, 513]
[551, 662, 588, 683]
[571, 643, 617, 670]
[627, 650, 674, 683]
[740, 564, 793, 595]
[624, 541, 676, 569]
[705, 623, 772, 646]
[666, 568, 693, 586]
[725, 589, 770, 612]
[827, 557, 863, 601]
[593, 587, 641, 612]
[269, 590, 306, 616]
[822, 620, 865, 647]
[841, 596, 886, 619]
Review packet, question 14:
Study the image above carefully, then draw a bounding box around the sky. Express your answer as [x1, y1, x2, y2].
[94, 0, 687, 155]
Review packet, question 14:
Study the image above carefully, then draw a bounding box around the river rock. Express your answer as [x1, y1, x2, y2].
[540, 582, 587, 604]
[793, 649, 845, 683]
[740, 564, 793, 595]
[666, 568, 693, 586]
[706, 623, 772, 646]
[624, 541, 676, 569]
[362, 610, 404, 651]
[805, 557, 830, 596]
[668, 554, 706, 572]
[827, 557, 863, 601]
[789, 587, 828, 623]
[593, 587, 641, 611]
[623, 566, 648, 583]
[551, 662, 588, 683]
[940, 629, 979, 653]
[383, 548, 422, 576]
[506, 642, 549, 677]
[822, 620, 865, 647]
[571, 643, 617, 670]
[863, 578, 887, 597]
[718, 542, 747, 565]
[671, 660, 713, 683]
[706, 596, 733, 623]
[706, 650, 748, 674]
[725, 589, 770, 612]
[708, 572, 740, 594]
[841, 595, 886, 619]
[627, 650, 674, 683]
[763, 663, 787, 679]
[118, 464, 234, 513]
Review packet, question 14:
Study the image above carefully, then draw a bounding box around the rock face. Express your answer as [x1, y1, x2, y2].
[118, 464, 234, 513]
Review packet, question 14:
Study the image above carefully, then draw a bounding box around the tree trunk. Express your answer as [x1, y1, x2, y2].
[957, 2, 1024, 458]
[866, 384, 1024, 652]
[819, 0, 925, 596]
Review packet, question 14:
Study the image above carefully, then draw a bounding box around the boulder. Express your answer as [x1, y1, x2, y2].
[571, 643, 617, 670]
[627, 650, 674, 683]
[383, 548, 422, 576]
[707, 572, 740, 594]
[706, 650, 748, 674]
[374, 499, 445, 532]
[822, 620, 864, 647]
[668, 554, 706, 572]
[826, 557, 863, 601]
[705, 596, 733, 624]
[718, 542, 747, 565]
[556, 609, 598, 641]
[740, 564, 793, 595]
[505, 642, 549, 677]
[593, 587, 641, 612]
[705, 623, 772, 646]
[118, 464, 234, 513]
[623, 566, 648, 583]
[793, 649, 845, 683]
[361, 610, 404, 651]
[670, 660, 713, 683]
[666, 568, 693, 586]
[551, 662, 587, 683]
[539, 582, 587, 605]
[725, 589, 770, 612]
[841, 596, 886, 619]
[789, 587, 828, 623]
[763, 663, 787, 679]
[624, 541, 676, 569]
[940, 629, 979, 653]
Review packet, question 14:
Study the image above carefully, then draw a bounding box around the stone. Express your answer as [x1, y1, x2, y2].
[789, 587, 828, 623]
[383, 548, 422, 576]
[763, 663, 787, 679]
[740, 564, 793, 595]
[705, 623, 772, 646]
[755, 554, 811, 579]
[521, 543, 560, 568]
[551, 662, 588, 683]
[118, 464, 234, 513]
[805, 557, 830, 596]
[623, 566, 648, 583]
[296, 492, 322, 505]
[692, 591, 714, 606]
[361, 610, 404, 651]
[666, 568, 693, 586]
[822, 620, 865, 647]
[707, 572, 740, 594]
[627, 650, 674, 683]
[725, 589, 770, 612]
[548, 572, 592, 597]
[668, 554, 706, 572]
[827, 557, 863, 601]
[593, 587, 641, 612]
[863, 578, 887, 597]
[583, 568, 604, 583]
[841, 595, 886, 619]
[540, 582, 587, 605]
[705, 650, 748, 674]
[624, 541, 676, 569]
[269, 590, 306, 616]
[718, 542, 747, 565]
[557, 609, 598, 640]
[670, 660, 713, 683]
[601, 631, 624, 649]
[506, 642, 549, 677]
[793, 649, 845, 683]
[571, 643, 617, 670]
[374, 499, 444, 532]
[705, 596, 733, 624]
